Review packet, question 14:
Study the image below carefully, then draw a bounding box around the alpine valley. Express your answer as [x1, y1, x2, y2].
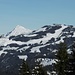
[0, 24, 75, 75]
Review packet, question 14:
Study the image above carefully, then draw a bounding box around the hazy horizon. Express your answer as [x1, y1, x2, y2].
[0, 0, 75, 34]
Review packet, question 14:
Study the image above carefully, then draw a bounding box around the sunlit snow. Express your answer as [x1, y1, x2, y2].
[18, 55, 28, 61]
[7, 25, 32, 37]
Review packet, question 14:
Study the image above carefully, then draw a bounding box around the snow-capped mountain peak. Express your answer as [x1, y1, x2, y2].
[0, 24, 75, 75]
[6, 25, 32, 37]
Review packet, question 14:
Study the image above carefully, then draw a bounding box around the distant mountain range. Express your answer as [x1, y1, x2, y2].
[0, 24, 75, 75]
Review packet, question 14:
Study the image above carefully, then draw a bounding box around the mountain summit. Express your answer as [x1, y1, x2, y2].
[6, 25, 32, 37]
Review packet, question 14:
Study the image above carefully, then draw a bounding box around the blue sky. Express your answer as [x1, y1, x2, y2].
[0, 0, 75, 34]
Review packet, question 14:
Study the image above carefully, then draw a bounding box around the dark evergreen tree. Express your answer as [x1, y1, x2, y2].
[72, 43, 75, 74]
[54, 42, 68, 75]
[67, 42, 75, 75]
[19, 59, 31, 75]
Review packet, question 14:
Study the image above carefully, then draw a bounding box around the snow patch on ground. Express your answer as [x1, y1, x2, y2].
[35, 27, 46, 33]
[0, 38, 25, 46]
[67, 49, 72, 54]
[52, 49, 57, 53]
[37, 58, 56, 66]
[24, 34, 37, 37]
[47, 71, 51, 75]
[72, 32, 75, 37]
[18, 46, 30, 52]
[18, 55, 28, 61]
[41, 59, 56, 66]
[3, 46, 18, 50]
[0, 50, 7, 56]
[30, 46, 41, 53]
[55, 36, 65, 44]
[30, 44, 50, 53]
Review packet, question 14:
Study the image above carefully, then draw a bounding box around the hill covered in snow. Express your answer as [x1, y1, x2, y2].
[0, 24, 75, 75]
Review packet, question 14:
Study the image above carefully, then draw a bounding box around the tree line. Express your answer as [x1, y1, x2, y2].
[19, 59, 48, 75]
[19, 42, 75, 75]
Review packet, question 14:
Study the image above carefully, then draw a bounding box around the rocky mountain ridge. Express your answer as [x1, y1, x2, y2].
[0, 24, 75, 75]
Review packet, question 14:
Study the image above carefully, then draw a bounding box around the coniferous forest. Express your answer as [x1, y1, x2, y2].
[18, 42, 75, 75]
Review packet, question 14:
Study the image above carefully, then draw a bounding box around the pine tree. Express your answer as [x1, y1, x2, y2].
[67, 42, 75, 75]
[19, 59, 31, 75]
[55, 42, 68, 75]
[72, 43, 75, 74]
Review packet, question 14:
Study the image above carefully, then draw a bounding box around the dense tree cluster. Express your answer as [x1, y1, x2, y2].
[19, 42, 75, 75]
[19, 60, 48, 75]
[19, 60, 31, 75]
[54, 42, 75, 75]
[54, 42, 68, 75]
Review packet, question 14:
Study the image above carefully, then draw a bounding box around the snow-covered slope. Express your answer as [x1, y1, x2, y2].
[6, 25, 32, 37]
[0, 24, 75, 75]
